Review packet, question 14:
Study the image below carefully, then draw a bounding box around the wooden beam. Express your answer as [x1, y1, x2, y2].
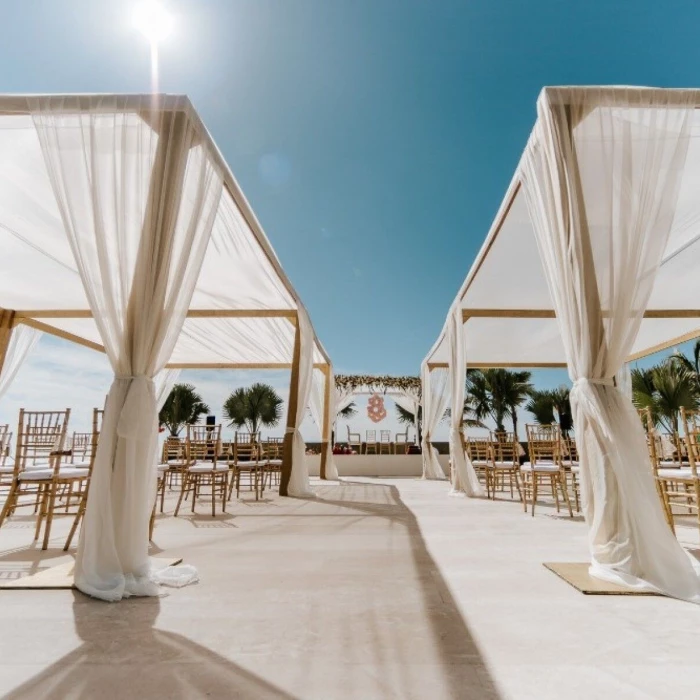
[14, 308, 298, 320]
[0, 309, 16, 377]
[280, 319, 302, 496]
[319, 364, 332, 480]
[427, 360, 567, 370]
[462, 308, 700, 321]
[164, 362, 327, 370]
[627, 329, 700, 362]
[16, 318, 106, 354]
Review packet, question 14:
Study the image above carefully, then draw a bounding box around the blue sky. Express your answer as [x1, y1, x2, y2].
[2, 0, 700, 436]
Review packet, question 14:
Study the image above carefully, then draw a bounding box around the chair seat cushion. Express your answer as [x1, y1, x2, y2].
[570, 466, 580, 474]
[0, 466, 14, 474]
[521, 463, 560, 473]
[658, 468, 696, 480]
[64, 460, 91, 470]
[19, 467, 87, 481]
[156, 464, 169, 473]
[188, 462, 228, 473]
[265, 459, 283, 467]
[492, 462, 518, 470]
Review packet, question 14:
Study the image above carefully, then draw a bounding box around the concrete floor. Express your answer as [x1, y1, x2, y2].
[1, 477, 700, 699]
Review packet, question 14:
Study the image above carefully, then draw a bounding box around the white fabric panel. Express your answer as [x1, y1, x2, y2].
[521, 86, 700, 602]
[447, 308, 484, 497]
[191, 188, 294, 311]
[0, 325, 40, 401]
[154, 369, 181, 412]
[287, 307, 315, 497]
[33, 96, 222, 601]
[420, 362, 448, 480]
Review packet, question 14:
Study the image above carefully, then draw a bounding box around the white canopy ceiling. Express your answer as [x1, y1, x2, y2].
[0, 95, 329, 368]
[426, 87, 700, 368]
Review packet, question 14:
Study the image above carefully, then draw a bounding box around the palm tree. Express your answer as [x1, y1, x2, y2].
[672, 339, 700, 394]
[158, 383, 210, 437]
[396, 403, 423, 444]
[525, 389, 556, 425]
[551, 386, 573, 438]
[466, 368, 533, 437]
[223, 383, 284, 435]
[337, 402, 357, 419]
[632, 361, 698, 433]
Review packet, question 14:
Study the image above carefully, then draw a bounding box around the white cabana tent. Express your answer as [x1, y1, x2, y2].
[423, 86, 700, 602]
[0, 94, 335, 601]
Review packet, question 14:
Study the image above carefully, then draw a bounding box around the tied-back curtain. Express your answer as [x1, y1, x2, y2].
[446, 307, 484, 497]
[33, 97, 224, 601]
[521, 86, 700, 601]
[309, 366, 339, 480]
[0, 325, 40, 401]
[287, 306, 315, 497]
[420, 361, 448, 480]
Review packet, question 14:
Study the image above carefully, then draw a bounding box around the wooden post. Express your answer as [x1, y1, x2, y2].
[319, 364, 332, 480]
[280, 317, 301, 496]
[0, 309, 16, 377]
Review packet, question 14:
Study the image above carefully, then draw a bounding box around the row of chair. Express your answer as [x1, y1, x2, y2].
[345, 427, 413, 454]
[0, 409, 287, 551]
[640, 406, 700, 534]
[463, 424, 579, 517]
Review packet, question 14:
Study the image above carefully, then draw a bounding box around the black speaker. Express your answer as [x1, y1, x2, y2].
[206, 415, 216, 426]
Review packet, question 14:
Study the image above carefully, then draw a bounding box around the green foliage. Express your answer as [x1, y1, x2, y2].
[525, 390, 556, 425]
[223, 383, 284, 435]
[632, 360, 698, 433]
[466, 368, 533, 437]
[337, 402, 357, 419]
[158, 383, 210, 437]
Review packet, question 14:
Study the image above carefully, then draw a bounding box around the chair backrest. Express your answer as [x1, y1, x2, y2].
[525, 423, 562, 465]
[681, 406, 700, 477]
[187, 423, 222, 465]
[380, 430, 391, 443]
[263, 437, 284, 460]
[366, 430, 377, 443]
[490, 431, 519, 465]
[395, 429, 408, 444]
[466, 436, 491, 463]
[347, 425, 360, 441]
[71, 431, 92, 460]
[162, 436, 185, 463]
[0, 424, 11, 467]
[233, 431, 259, 462]
[84, 408, 103, 477]
[15, 409, 71, 476]
[638, 407, 660, 474]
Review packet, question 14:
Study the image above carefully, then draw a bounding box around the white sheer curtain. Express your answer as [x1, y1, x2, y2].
[521, 86, 700, 601]
[287, 307, 315, 497]
[420, 361, 448, 480]
[33, 97, 224, 601]
[447, 307, 484, 497]
[309, 366, 339, 480]
[0, 325, 40, 401]
[155, 369, 181, 412]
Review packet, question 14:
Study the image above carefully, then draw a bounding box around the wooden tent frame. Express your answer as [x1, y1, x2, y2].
[0, 94, 335, 496]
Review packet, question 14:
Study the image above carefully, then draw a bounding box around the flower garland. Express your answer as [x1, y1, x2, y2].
[335, 374, 421, 396]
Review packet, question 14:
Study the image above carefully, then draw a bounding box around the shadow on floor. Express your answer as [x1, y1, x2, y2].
[2, 595, 297, 700]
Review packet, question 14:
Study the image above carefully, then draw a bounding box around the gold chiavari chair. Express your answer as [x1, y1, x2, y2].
[394, 429, 409, 455]
[64, 408, 103, 550]
[161, 436, 187, 489]
[464, 434, 492, 498]
[560, 435, 581, 512]
[489, 431, 523, 502]
[260, 437, 284, 493]
[174, 424, 227, 517]
[69, 431, 92, 466]
[521, 424, 573, 518]
[638, 407, 675, 531]
[0, 424, 13, 492]
[0, 408, 85, 549]
[365, 430, 378, 455]
[657, 407, 700, 533]
[228, 431, 261, 500]
[346, 426, 362, 454]
[379, 430, 392, 455]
